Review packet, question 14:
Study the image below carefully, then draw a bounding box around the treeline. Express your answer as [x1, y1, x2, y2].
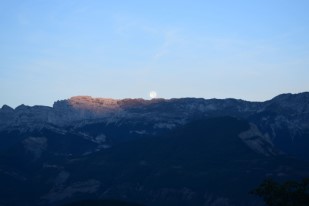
[252, 178, 309, 206]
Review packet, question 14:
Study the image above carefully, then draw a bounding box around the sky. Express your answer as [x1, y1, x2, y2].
[1, 0, 309, 107]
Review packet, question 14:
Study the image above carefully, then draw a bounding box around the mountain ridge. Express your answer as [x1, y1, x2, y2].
[1, 92, 309, 160]
[2, 92, 308, 116]
[3, 92, 309, 110]
[0, 92, 309, 205]
[1, 92, 308, 135]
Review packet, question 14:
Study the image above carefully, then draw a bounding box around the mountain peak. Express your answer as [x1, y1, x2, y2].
[271, 92, 309, 101]
[1, 104, 14, 112]
[15, 104, 30, 111]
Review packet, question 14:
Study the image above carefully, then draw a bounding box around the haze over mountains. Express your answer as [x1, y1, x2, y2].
[0, 92, 309, 206]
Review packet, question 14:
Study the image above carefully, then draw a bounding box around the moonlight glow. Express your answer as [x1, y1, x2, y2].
[149, 91, 157, 99]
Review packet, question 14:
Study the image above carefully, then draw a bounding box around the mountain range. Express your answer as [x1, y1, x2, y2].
[0, 92, 309, 206]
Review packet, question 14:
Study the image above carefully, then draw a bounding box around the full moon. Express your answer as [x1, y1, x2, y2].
[149, 91, 157, 99]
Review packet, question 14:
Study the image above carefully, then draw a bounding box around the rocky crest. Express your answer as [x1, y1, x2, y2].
[1, 93, 309, 158]
[1, 93, 308, 128]
[1, 92, 309, 206]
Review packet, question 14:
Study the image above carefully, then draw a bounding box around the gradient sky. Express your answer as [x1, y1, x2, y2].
[1, 0, 309, 107]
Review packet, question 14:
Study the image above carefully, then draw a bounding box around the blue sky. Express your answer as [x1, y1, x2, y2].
[1, 0, 309, 107]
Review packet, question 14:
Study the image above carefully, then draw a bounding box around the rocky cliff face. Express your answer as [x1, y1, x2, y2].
[0, 93, 309, 206]
[0, 92, 308, 158]
[1, 92, 308, 128]
[0, 95, 263, 128]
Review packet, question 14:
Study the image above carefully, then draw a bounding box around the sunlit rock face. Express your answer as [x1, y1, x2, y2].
[51, 96, 122, 125]
[0, 93, 307, 128]
[50, 96, 169, 126]
[51, 96, 151, 125]
[68, 96, 119, 110]
[1, 92, 309, 145]
[0, 93, 309, 206]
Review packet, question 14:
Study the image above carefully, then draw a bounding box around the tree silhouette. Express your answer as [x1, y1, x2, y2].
[251, 178, 309, 206]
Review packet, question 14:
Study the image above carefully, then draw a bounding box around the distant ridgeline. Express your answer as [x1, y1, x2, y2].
[0, 92, 309, 206]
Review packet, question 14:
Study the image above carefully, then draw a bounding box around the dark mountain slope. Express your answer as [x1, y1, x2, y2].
[7, 117, 302, 206]
[1, 92, 309, 160]
[0, 93, 309, 205]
